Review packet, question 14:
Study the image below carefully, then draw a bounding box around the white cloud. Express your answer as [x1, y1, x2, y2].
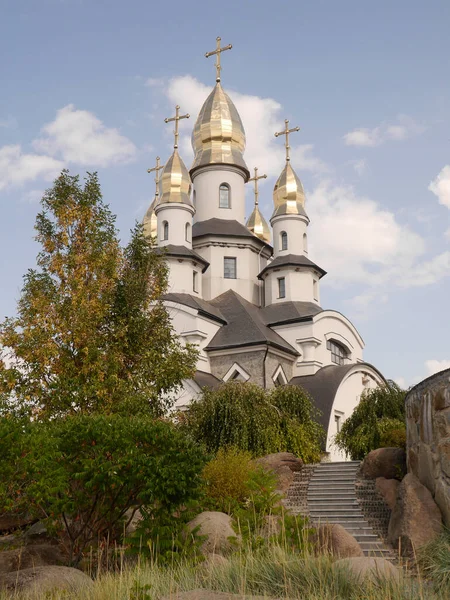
[349, 159, 367, 176]
[394, 377, 407, 389]
[344, 115, 423, 147]
[429, 165, 450, 209]
[425, 359, 450, 376]
[164, 75, 327, 178]
[34, 105, 136, 167]
[0, 145, 64, 191]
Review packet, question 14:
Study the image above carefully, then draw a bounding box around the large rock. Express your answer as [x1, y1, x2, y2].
[375, 477, 400, 510]
[0, 566, 92, 596]
[0, 544, 66, 574]
[388, 473, 443, 554]
[360, 448, 406, 480]
[0, 514, 34, 533]
[254, 452, 303, 493]
[313, 524, 364, 558]
[334, 557, 400, 583]
[186, 512, 240, 556]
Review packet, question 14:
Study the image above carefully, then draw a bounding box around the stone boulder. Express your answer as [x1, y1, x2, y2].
[388, 473, 443, 554]
[375, 477, 400, 510]
[360, 448, 406, 480]
[186, 512, 240, 556]
[313, 524, 364, 558]
[0, 544, 66, 574]
[334, 557, 400, 583]
[0, 513, 34, 533]
[0, 566, 92, 596]
[254, 452, 303, 493]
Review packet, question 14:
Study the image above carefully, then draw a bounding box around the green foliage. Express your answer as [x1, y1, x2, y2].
[0, 170, 197, 418]
[0, 412, 206, 566]
[418, 528, 450, 590]
[183, 381, 324, 463]
[334, 381, 407, 460]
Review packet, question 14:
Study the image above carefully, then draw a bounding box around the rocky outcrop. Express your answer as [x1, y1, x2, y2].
[0, 514, 34, 533]
[405, 369, 450, 526]
[254, 452, 303, 493]
[334, 557, 399, 583]
[388, 473, 442, 554]
[375, 477, 399, 510]
[360, 448, 406, 480]
[313, 524, 364, 558]
[0, 545, 66, 574]
[0, 566, 92, 596]
[186, 512, 240, 556]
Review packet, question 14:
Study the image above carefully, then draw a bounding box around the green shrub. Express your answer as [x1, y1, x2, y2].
[334, 381, 407, 460]
[184, 381, 324, 462]
[0, 412, 206, 566]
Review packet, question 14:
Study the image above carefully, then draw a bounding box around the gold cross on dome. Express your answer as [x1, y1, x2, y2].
[164, 105, 190, 149]
[274, 119, 300, 162]
[205, 36, 232, 83]
[147, 156, 165, 198]
[248, 167, 267, 206]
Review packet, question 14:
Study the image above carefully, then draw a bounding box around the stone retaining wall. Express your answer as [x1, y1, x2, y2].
[405, 368, 450, 526]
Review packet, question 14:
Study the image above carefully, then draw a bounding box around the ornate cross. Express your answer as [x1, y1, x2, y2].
[205, 36, 232, 83]
[147, 156, 165, 199]
[248, 167, 267, 206]
[274, 119, 300, 162]
[164, 105, 190, 149]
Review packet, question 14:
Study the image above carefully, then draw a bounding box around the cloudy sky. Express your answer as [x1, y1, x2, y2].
[1, 0, 449, 386]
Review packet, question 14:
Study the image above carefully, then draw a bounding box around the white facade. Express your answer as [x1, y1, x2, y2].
[192, 166, 246, 224]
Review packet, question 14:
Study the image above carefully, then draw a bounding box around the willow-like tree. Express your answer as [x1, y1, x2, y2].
[0, 170, 197, 417]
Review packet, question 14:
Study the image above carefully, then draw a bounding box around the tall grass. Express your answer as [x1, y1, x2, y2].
[418, 528, 450, 590]
[1, 542, 448, 600]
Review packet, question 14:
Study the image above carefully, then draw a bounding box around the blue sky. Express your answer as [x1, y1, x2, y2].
[1, 0, 449, 386]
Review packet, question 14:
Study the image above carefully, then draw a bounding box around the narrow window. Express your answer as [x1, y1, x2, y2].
[327, 340, 347, 366]
[219, 183, 230, 208]
[303, 233, 308, 253]
[278, 277, 286, 298]
[185, 222, 191, 243]
[335, 413, 342, 433]
[313, 279, 318, 301]
[193, 271, 198, 293]
[193, 190, 197, 207]
[224, 257, 237, 279]
[281, 231, 288, 251]
[162, 221, 169, 241]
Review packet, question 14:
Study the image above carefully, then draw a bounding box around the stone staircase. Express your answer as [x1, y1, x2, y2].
[287, 461, 392, 558]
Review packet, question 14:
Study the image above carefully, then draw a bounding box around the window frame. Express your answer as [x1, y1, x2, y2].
[327, 340, 347, 366]
[162, 220, 169, 241]
[278, 276, 286, 299]
[219, 183, 231, 209]
[224, 256, 237, 279]
[185, 222, 191, 243]
[192, 270, 198, 293]
[281, 231, 288, 251]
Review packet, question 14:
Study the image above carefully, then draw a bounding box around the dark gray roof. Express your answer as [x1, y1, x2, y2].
[160, 245, 209, 273]
[261, 301, 323, 326]
[193, 370, 222, 390]
[290, 363, 386, 434]
[258, 254, 326, 279]
[193, 218, 271, 247]
[162, 293, 227, 324]
[205, 290, 298, 356]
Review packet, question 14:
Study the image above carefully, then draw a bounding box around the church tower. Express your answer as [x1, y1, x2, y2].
[260, 120, 326, 306]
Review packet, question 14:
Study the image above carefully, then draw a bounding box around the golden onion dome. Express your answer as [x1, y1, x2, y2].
[272, 161, 308, 218]
[191, 83, 249, 179]
[159, 149, 192, 205]
[143, 197, 158, 238]
[246, 204, 271, 243]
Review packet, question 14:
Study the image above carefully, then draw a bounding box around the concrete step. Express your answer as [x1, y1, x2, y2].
[307, 495, 356, 501]
[308, 483, 355, 489]
[313, 467, 360, 473]
[310, 476, 356, 482]
[310, 507, 363, 514]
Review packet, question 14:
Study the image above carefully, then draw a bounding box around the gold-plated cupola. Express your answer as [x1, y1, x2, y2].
[191, 37, 249, 179]
[143, 156, 164, 238]
[246, 167, 271, 243]
[159, 106, 193, 205]
[272, 119, 307, 218]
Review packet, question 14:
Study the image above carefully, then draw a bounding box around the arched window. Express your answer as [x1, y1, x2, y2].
[326, 340, 347, 366]
[281, 231, 288, 251]
[162, 221, 169, 241]
[185, 222, 191, 243]
[193, 190, 196, 207]
[303, 233, 308, 253]
[219, 183, 230, 208]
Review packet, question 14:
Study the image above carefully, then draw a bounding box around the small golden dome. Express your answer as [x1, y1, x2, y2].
[191, 83, 249, 178]
[143, 197, 158, 238]
[159, 149, 192, 205]
[246, 204, 271, 243]
[272, 162, 308, 218]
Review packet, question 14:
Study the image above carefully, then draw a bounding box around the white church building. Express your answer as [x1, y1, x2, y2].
[143, 39, 385, 461]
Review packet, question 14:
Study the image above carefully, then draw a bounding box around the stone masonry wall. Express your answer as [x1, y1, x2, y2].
[405, 368, 450, 526]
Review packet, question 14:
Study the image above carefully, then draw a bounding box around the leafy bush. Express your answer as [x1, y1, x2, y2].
[184, 381, 324, 462]
[0, 413, 206, 566]
[334, 381, 407, 460]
